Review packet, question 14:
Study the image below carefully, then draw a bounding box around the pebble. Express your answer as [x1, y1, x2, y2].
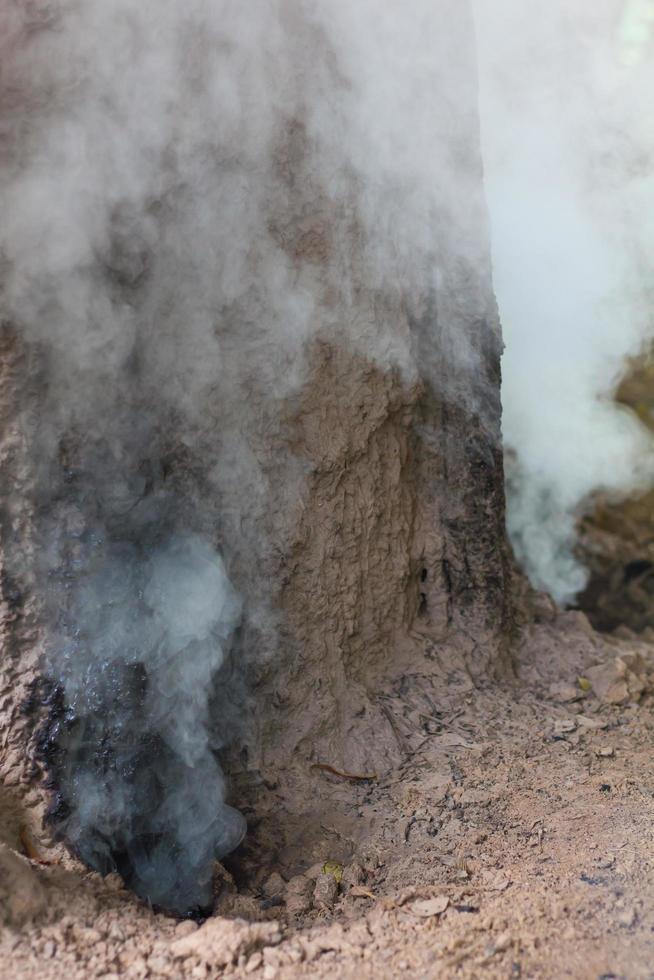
[549, 682, 579, 703]
[342, 863, 365, 888]
[245, 952, 263, 973]
[104, 873, 125, 892]
[262, 872, 286, 898]
[617, 908, 636, 928]
[304, 863, 326, 879]
[148, 955, 170, 974]
[313, 873, 339, 910]
[493, 932, 512, 953]
[285, 875, 314, 916]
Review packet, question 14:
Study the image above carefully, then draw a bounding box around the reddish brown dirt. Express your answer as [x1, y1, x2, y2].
[1, 611, 654, 979]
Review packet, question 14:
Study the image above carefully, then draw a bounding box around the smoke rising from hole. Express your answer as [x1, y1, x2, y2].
[43, 529, 245, 913]
[1, 1, 491, 913]
[474, 0, 654, 604]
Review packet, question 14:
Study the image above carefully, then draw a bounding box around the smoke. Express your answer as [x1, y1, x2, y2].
[9, 0, 651, 912]
[474, 0, 654, 603]
[41, 530, 245, 913]
[1, 0, 301, 914]
[0, 0, 490, 913]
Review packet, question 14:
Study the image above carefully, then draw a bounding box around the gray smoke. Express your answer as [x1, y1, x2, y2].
[28, 334, 249, 915]
[43, 526, 245, 912]
[0, 0, 296, 913]
[1, 0, 490, 913]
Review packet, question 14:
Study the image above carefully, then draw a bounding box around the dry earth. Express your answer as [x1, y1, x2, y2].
[2, 610, 654, 980]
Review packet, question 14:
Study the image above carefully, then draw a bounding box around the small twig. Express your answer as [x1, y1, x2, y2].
[378, 700, 411, 756]
[311, 763, 378, 781]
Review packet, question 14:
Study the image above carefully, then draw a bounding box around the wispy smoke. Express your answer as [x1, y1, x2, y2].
[1, 0, 289, 914]
[41, 525, 245, 913]
[474, 0, 654, 603]
[1, 0, 491, 913]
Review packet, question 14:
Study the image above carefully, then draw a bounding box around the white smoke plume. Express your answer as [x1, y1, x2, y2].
[474, 0, 654, 604]
[0, 0, 489, 913]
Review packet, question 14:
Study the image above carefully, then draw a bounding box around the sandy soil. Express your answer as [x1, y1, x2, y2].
[1, 611, 654, 980]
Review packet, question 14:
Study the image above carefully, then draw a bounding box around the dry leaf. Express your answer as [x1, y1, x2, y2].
[408, 896, 449, 917]
[322, 862, 343, 883]
[349, 886, 375, 900]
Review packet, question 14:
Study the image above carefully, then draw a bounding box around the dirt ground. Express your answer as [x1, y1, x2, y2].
[1, 609, 654, 980]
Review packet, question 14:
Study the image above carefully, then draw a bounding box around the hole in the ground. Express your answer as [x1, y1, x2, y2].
[623, 559, 653, 583]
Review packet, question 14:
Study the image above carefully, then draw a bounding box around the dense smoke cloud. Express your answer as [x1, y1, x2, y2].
[0, 0, 488, 913]
[474, 0, 654, 603]
[11, 0, 650, 912]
